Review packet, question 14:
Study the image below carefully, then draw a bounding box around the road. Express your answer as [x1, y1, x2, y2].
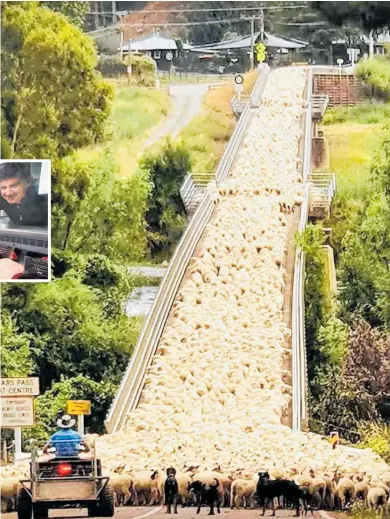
[142, 84, 216, 149]
[3, 508, 328, 519]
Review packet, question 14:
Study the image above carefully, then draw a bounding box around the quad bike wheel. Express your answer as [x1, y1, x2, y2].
[17, 488, 32, 519]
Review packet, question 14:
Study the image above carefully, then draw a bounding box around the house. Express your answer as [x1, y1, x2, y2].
[186, 31, 307, 71]
[119, 33, 179, 71]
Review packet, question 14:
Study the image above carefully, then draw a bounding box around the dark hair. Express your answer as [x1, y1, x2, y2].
[0, 162, 32, 184]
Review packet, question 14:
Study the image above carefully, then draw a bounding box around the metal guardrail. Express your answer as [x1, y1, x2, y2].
[105, 65, 271, 433]
[291, 66, 313, 432]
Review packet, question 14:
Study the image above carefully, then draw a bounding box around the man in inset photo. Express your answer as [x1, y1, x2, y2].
[0, 161, 48, 227]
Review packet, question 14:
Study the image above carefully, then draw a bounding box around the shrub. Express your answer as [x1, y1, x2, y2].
[356, 56, 390, 100]
[97, 54, 127, 77]
[125, 53, 156, 87]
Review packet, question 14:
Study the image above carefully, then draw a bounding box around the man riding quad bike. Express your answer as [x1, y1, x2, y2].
[17, 415, 114, 519]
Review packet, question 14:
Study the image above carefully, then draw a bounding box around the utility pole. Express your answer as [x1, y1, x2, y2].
[250, 16, 255, 70]
[120, 30, 124, 62]
[259, 7, 265, 42]
[112, 0, 117, 24]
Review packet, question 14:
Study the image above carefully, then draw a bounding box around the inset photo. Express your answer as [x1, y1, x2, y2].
[0, 160, 50, 282]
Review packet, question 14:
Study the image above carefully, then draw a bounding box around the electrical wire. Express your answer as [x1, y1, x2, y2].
[117, 17, 264, 27]
[86, 5, 307, 15]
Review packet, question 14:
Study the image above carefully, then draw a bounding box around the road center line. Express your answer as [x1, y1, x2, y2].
[130, 506, 163, 519]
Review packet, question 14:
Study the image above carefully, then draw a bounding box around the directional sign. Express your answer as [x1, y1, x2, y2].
[0, 377, 40, 397]
[66, 400, 91, 416]
[1, 397, 35, 427]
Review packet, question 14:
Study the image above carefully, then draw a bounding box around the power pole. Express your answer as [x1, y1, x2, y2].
[120, 30, 124, 62]
[250, 16, 255, 70]
[112, 0, 117, 24]
[260, 7, 265, 42]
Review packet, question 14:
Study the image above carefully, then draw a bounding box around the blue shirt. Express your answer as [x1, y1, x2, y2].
[50, 429, 82, 457]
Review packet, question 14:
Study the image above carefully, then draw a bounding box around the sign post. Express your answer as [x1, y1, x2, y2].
[1, 378, 39, 460]
[234, 75, 244, 101]
[66, 401, 91, 436]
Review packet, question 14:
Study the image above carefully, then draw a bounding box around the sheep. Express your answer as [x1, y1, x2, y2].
[230, 478, 256, 509]
[333, 473, 356, 510]
[367, 487, 388, 514]
[0, 477, 20, 512]
[108, 474, 135, 506]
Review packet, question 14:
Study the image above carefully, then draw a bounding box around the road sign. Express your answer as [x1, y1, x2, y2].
[1, 397, 35, 427]
[234, 74, 244, 85]
[66, 400, 91, 415]
[0, 377, 40, 397]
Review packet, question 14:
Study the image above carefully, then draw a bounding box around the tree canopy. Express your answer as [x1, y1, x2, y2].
[312, 2, 390, 33]
[1, 1, 113, 158]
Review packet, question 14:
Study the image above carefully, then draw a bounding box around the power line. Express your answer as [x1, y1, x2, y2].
[117, 17, 264, 27]
[86, 5, 307, 15]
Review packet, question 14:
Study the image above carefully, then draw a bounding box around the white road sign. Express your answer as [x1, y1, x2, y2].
[0, 377, 40, 397]
[1, 397, 35, 427]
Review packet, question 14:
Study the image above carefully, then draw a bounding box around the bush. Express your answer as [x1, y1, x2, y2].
[356, 56, 390, 100]
[141, 140, 190, 256]
[125, 53, 156, 87]
[97, 54, 127, 77]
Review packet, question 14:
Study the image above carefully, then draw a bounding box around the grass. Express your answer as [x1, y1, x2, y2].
[76, 86, 169, 178]
[323, 101, 390, 125]
[177, 70, 258, 174]
[323, 123, 385, 195]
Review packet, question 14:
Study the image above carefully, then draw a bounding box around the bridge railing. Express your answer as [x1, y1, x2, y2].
[291, 66, 313, 432]
[105, 65, 271, 433]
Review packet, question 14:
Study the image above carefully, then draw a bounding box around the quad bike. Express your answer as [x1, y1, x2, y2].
[17, 440, 114, 519]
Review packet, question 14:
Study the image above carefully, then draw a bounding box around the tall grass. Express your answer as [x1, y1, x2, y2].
[76, 86, 169, 177]
[176, 70, 259, 174]
[323, 101, 390, 125]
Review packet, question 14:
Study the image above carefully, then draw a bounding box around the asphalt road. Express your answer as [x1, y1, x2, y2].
[3, 507, 327, 519]
[142, 84, 214, 149]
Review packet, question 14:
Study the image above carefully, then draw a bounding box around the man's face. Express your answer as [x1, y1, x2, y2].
[0, 177, 29, 204]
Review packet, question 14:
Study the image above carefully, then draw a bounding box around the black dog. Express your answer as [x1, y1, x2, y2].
[164, 467, 179, 514]
[190, 478, 221, 515]
[256, 472, 300, 517]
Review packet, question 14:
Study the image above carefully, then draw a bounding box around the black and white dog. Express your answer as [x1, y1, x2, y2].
[164, 467, 179, 514]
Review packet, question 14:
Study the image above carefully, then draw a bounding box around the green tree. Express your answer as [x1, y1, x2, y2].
[66, 152, 150, 262]
[1, 2, 113, 158]
[356, 57, 390, 100]
[26, 375, 117, 443]
[1, 312, 33, 377]
[42, 1, 89, 28]
[141, 140, 190, 256]
[1, 278, 142, 392]
[312, 2, 390, 32]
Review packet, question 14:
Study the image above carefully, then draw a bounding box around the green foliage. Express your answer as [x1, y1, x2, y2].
[27, 376, 117, 443]
[296, 224, 329, 379]
[312, 2, 390, 32]
[356, 57, 390, 100]
[1, 278, 142, 393]
[42, 1, 89, 28]
[111, 88, 168, 142]
[125, 53, 156, 87]
[141, 140, 190, 256]
[1, 2, 113, 158]
[323, 102, 390, 125]
[359, 422, 390, 464]
[1, 312, 33, 377]
[311, 319, 390, 443]
[97, 54, 127, 78]
[67, 151, 150, 262]
[317, 314, 349, 366]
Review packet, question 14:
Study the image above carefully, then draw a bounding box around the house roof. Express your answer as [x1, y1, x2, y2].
[120, 34, 178, 52]
[190, 32, 307, 52]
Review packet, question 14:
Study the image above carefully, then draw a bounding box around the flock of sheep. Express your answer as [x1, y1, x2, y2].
[89, 68, 389, 480]
[1, 68, 389, 515]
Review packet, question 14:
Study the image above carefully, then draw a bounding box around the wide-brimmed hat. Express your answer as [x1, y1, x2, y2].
[57, 414, 76, 429]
